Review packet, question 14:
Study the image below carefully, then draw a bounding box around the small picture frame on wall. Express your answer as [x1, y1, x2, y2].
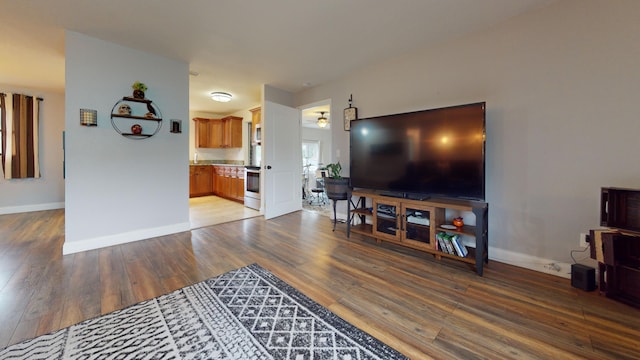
[344, 106, 357, 131]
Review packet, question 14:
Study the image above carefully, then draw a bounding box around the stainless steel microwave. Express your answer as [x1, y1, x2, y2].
[254, 124, 262, 145]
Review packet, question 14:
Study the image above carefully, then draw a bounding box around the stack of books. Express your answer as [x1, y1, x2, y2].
[436, 232, 468, 257]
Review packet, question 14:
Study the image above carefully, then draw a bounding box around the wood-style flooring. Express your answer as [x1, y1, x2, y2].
[0, 209, 639, 359]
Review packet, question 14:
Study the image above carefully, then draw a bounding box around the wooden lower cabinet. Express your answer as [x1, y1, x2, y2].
[213, 166, 244, 203]
[189, 165, 213, 197]
[190, 165, 244, 202]
[230, 169, 244, 202]
[348, 189, 489, 275]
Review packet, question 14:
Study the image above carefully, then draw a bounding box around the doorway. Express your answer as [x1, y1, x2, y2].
[300, 99, 332, 215]
[188, 118, 261, 229]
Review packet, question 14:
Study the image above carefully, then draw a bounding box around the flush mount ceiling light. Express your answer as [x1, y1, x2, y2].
[317, 111, 329, 128]
[210, 92, 232, 102]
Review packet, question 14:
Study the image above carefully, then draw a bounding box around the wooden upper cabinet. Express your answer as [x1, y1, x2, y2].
[193, 117, 212, 148]
[209, 119, 224, 148]
[222, 116, 243, 148]
[250, 107, 261, 144]
[193, 116, 243, 148]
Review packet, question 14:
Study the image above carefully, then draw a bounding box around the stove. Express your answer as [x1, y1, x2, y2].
[244, 166, 261, 210]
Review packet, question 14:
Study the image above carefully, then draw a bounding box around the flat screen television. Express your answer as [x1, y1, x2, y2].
[350, 102, 486, 201]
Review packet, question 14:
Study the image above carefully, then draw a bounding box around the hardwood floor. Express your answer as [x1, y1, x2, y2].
[0, 209, 639, 359]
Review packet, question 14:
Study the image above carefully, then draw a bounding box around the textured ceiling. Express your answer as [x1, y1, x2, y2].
[0, 0, 554, 118]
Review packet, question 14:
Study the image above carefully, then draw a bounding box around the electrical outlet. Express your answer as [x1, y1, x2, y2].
[579, 233, 589, 248]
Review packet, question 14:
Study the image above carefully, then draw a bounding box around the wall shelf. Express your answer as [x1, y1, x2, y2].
[110, 96, 162, 139]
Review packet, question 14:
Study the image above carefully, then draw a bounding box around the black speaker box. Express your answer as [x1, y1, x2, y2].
[571, 264, 596, 291]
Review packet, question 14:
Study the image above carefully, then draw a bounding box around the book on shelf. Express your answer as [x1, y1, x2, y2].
[450, 234, 468, 257]
[436, 232, 454, 254]
[446, 237, 456, 254]
[437, 235, 448, 253]
[436, 232, 467, 257]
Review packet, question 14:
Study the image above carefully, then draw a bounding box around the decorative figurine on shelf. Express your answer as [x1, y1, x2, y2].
[453, 217, 464, 228]
[131, 124, 143, 135]
[131, 81, 147, 99]
[117, 104, 132, 115]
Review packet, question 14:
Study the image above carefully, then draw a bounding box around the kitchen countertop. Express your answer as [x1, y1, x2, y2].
[190, 160, 244, 166]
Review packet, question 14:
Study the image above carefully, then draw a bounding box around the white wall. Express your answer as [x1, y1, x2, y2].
[63, 31, 190, 254]
[0, 86, 65, 214]
[294, 0, 640, 277]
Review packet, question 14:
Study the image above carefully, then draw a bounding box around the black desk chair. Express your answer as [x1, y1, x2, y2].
[308, 177, 327, 206]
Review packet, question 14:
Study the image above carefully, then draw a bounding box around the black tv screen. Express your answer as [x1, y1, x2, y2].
[350, 102, 486, 200]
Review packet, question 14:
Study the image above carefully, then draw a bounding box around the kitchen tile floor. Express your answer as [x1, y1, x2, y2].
[189, 196, 261, 229]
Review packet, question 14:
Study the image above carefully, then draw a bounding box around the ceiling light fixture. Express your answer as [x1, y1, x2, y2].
[210, 92, 232, 102]
[317, 111, 329, 128]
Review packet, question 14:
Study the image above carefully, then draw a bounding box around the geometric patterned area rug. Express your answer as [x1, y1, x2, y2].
[0, 263, 408, 360]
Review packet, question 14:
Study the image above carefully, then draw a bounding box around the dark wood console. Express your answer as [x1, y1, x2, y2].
[590, 187, 640, 308]
[590, 231, 640, 308]
[347, 189, 489, 275]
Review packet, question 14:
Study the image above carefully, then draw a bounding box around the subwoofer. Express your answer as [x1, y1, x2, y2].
[571, 264, 596, 291]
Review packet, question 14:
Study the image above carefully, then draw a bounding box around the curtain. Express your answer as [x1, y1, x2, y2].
[0, 93, 41, 179]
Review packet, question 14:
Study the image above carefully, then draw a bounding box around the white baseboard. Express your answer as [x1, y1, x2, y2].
[62, 222, 191, 255]
[0, 202, 65, 215]
[489, 247, 572, 279]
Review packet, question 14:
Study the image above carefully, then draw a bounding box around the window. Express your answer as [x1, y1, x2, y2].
[0, 106, 3, 158]
[0, 93, 41, 179]
[302, 140, 322, 191]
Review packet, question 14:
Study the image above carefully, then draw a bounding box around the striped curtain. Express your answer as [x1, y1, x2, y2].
[0, 93, 41, 179]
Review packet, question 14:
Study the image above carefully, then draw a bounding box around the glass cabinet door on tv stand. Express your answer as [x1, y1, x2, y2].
[373, 199, 400, 241]
[402, 203, 440, 251]
[366, 198, 440, 251]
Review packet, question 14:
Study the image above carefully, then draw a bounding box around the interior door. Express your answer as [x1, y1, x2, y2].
[263, 100, 302, 219]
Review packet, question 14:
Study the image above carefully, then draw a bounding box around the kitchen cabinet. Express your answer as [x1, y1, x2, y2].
[213, 165, 244, 203]
[193, 118, 213, 148]
[209, 119, 225, 148]
[213, 166, 228, 197]
[250, 107, 261, 144]
[193, 116, 243, 148]
[222, 116, 243, 148]
[231, 168, 245, 202]
[189, 165, 213, 197]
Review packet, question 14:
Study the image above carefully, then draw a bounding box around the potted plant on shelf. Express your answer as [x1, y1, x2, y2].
[131, 81, 148, 99]
[323, 162, 351, 201]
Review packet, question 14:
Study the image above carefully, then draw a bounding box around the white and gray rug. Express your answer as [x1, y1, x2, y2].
[0, 264, 407, 360]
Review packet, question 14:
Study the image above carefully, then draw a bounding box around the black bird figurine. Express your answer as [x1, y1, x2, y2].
[146, 102, 156, 116]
